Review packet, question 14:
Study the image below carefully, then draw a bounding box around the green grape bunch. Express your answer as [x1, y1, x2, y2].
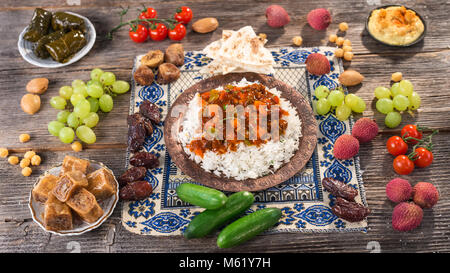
[373, 78, 421, 129]
[313, 85, 366, 121]
[47, 68, 131, 146]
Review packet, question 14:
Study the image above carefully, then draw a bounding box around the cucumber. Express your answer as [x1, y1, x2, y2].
[176, 183, 227, 210]
[216, 207, 282, 248]
[184, 191, 254, 239]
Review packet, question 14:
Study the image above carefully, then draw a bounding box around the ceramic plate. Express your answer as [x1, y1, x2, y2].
[164, 72, 318, 192]
[18, 11, 96, 68]
[28, 160, 119, 236]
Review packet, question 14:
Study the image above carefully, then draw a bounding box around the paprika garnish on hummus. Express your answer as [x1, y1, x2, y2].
[368, 6, 424, 46]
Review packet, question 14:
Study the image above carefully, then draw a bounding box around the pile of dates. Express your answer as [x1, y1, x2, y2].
[322, 177, 370, 222]
[119, 101, 161, 201]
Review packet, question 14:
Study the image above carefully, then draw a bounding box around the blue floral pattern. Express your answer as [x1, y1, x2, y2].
[122, 47, 368, 235]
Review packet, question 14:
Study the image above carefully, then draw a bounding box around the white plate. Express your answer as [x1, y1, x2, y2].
[18, 11, 96, 68]
[28, 160, 119, 236]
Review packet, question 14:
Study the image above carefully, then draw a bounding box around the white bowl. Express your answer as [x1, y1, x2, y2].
[18, 11, 96, 68]
[28, 160, 119, 236]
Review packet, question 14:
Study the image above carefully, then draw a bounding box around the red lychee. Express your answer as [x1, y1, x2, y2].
[333, 134, 359, 160]
[352, 118, 379, 143]
[265, 5, 290, 28]
[413, 182, 439, 209]
[307, 8, 332, 30]
[305, 53, 331, 75]
[392, 202, 423, 232]
[386, 178, 413, 203]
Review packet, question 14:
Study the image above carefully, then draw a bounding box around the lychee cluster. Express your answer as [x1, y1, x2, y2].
[386, 178, 439, 232]
[333, 118, 378, 160]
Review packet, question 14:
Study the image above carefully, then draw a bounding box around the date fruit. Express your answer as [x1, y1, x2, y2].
[139, 100, 161, 124]
[322, 177, 358, 201]
[128, 113, 153, 136]
[130, 152, 159, 169]
[119, 181, 153, 201]
[118, 166, 147, 187]
[332, 197, 370, 222]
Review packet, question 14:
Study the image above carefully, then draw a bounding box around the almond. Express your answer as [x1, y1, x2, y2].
[338, 70, 364, 86]
[192, 18, 219, 33]
[26, 78, 49, 94]
[21, 93, 41, 115]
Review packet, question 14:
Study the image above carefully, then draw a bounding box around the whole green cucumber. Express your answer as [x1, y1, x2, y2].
[217, 207, 282, 248]
[176, 183, 227, 210]
[184, 191, 254, 239]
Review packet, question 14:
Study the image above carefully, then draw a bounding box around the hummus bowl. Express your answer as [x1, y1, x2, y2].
[366, 5, 426, 47]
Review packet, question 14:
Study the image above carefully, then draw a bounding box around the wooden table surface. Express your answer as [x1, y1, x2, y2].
[1, 0, 449, 253]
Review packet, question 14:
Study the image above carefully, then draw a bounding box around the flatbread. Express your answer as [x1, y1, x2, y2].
[200, 26, 275, 76]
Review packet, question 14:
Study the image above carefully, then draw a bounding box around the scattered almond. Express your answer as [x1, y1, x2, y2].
[26, 78, 49, 94]
[21, 94, 41, 115]
[338, 70, 364, 86]
[192, 17, 219, 33]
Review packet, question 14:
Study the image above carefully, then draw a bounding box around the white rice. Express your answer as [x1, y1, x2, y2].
[178, 78, 302, 180]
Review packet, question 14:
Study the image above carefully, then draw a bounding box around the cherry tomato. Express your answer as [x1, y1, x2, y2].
[386, 136, 408, 156]
[174, 6, 193, 24]
[413, 147, 433, 168]
[139, 7, 158, 20]
[168, 23, 187, 41]
[149, 23, 168, 41]
[401, 124, 423, 145]
[129, 24, 148, 43]
[393, 155, 414, 175]
[139, 7, 158, 27]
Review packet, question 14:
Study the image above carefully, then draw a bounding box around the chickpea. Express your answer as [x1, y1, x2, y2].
[343, 39, 352, 46]
[20, 158, 31, 168]
[71, 141, 83, 152]
[339, 22, 349, 32]
[8, 156, 19, 165]
[329, 34, 338, 43]
[334, 48, 344, 58]
[391, 72, 403, 82]
[22, 167, 32, 177]
[19, 133, 31, 143]
[343, 45, 353, 52]
[24, 150, 36, 159]
[31, 155, 41, 166]
[292, 36, 303, 46]
[336, 37, 344, 46]
[258, 33, 267, 41]
[0, 148, 8, 158]
[343, 51, 354, 61]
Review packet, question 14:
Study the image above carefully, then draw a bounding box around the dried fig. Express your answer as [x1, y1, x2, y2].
[164, 43, 184, 66]
[157, 63, 180, 84]
[141, 50, 164, 68]
[134, 65, 154, 86]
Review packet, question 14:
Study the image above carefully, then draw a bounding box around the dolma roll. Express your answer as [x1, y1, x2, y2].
[33, 30, 66, 59]
[23, 8, 52, 42]
[45, 30, 87, 63]
[51, 12, 86, 32]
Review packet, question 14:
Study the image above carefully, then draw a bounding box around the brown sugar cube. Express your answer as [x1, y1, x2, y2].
[32, 174, 58, 203]
[66, 188, 103, 223]
[87, 168, 117, 200]
[44, 194, 73, 231]
[61, 155, 90, 174]
[52, 171, 88, 202]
